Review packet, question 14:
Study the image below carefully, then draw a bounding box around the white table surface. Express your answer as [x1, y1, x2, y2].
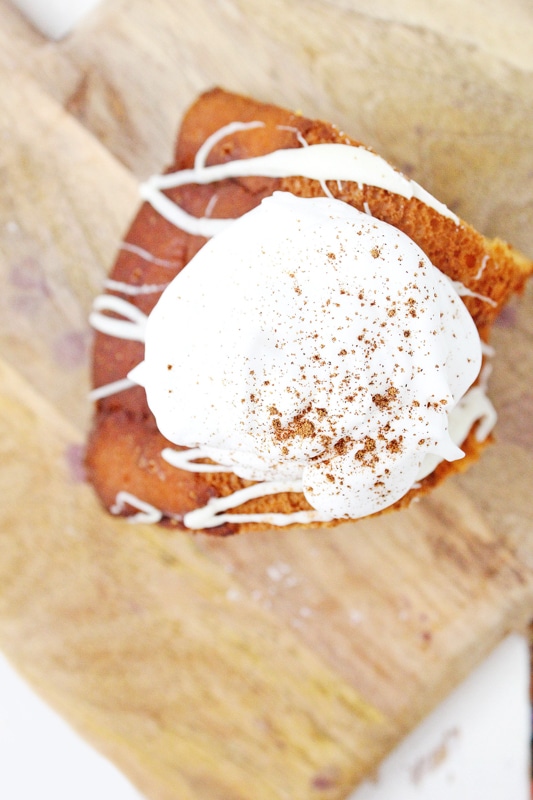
[0, 652, 144, 799]
[0, 636, 529, 799]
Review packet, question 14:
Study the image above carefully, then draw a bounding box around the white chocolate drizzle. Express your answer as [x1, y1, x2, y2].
[161, 446, 233, 473]
[452, 280, 498, 308]
[182, 479, 337, 529]
[111, 491, 179, 525]
[104, 278, 170, 296]
[89, 377, 136, 402]
[481, 341, 495, 358]
[204, 193, 219, 218]
[415, 378, 497, 482]
[474, 254, 490, 281]
[140, 184, 229, 238]
[194, 120, 265, 169]
[120, 241, 181, 268]
[276, 124, 308, 148]
[90, 295, 147, 341]
[140, 120, 460, 240]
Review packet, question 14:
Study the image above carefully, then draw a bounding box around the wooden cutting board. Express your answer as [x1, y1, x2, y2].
[1, 2, 532, 798]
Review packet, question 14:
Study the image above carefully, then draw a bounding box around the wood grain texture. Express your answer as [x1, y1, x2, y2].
[1, 1, 532, 797]
[0, 361, 395, 800]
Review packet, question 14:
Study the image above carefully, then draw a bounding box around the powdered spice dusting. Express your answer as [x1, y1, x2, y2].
[136, 192, 482, 521]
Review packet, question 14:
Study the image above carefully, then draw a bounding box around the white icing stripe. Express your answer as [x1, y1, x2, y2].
[183, 479, 330, 530]
[143, 139, 460, 225]
[104, 278, 170, 296]
[188, 508, 334, 528]
[110, 489, 333, 529]
[89, 377, 136, 402]
[140, 182, 229, 238]
[194, 121, 265, 169]
[415, 382, 497, 480]
[481, 341, 495, 358]
[276, 124, 308, 148]
[120, 241, 181, 268]
[111, 491, 166, 524]
[204, 193, 218, 218]
[161, 446, 233, 473]
[464, 387, 498, 442]
[452, 280, 498, 308]
[89, 295, 147, 342]
[474, 254, 490, 281]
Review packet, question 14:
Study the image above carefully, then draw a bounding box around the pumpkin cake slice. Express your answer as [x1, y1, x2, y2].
[86, 88, 533, 536]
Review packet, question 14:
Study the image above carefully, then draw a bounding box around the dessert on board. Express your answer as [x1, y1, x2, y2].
[86, 88, 533, 535]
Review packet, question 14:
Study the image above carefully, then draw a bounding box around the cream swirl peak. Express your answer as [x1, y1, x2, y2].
[130, 192, 482, 520]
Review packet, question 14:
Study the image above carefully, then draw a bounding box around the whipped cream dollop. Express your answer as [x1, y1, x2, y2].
[131, 192, 482, 519]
